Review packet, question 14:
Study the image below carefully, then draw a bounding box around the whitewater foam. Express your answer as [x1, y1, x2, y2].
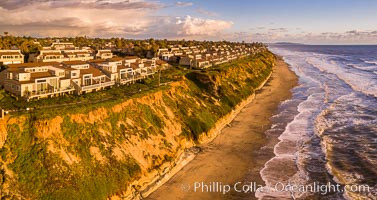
[261, 45, 377, 199]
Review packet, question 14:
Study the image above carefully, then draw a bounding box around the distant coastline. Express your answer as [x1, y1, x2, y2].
[269, 42, 306, 45]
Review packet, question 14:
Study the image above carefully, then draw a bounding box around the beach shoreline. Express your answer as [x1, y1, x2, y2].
[133, 60, 273, 200]
[145, 57, 298, 200]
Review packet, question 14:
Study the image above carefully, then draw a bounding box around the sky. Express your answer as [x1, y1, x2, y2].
[0, 0, 377, 44]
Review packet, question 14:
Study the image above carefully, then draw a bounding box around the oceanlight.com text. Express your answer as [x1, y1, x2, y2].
[179, 181, 371, 195]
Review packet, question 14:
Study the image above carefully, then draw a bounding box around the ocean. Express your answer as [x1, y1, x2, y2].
[256, 45, 377, 200]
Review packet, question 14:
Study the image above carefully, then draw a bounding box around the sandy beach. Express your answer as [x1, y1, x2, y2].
[147, 58, 298, 200]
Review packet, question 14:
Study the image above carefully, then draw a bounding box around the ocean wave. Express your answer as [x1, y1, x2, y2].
[258, 86, 326, 199]
[346, 63, 377, 71]
[268, 46, 377, 200]
[314, 92, 377, 199]
[305, 55, 377, 98]
[362, 59, 377, 65]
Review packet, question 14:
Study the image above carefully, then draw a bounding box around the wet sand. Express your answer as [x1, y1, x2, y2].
[147, 57, 298, 200]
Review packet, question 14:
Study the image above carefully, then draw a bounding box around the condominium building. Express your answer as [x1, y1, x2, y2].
[1, 57, 159, 100]
[95, 50, 113, 59]
[0, 50, 24, 65]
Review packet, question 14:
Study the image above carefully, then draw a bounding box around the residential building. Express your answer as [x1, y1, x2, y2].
[62, 50, 94, 61]
[129, 59, 156, 79]
[193, 57, 210, 69]
[34, 50, 66, 63]
[94, 57, 124, 82]
[157, 48, 174, 61]
[179, 55, 193, 66]
[3, 62, 75, 99]
[156, 59, 170, 70]
[96, 50, 113, 59]
[50, 42, 76, 50]
[0, 42, 263, 101]
[62, 61, 114, 95]
[0, 50, 24, 65]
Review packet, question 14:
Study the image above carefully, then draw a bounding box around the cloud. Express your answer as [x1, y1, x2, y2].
[175, 1, 193, 7]
[269, 28, 288, 32]
[245, 29, 377, 44]
[0, 1, 155, 37]
[196, 8, 218, 17]
[0, 0, 164, 10]
[176, 15, 233, 36]
[0, 1, 233, 40]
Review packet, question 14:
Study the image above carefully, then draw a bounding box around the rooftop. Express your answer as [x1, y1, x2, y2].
[62, 60, 88, 66]
[7, 62, 60, 68]
[80, 67, 105, 77]
[0, 51, 23, 56]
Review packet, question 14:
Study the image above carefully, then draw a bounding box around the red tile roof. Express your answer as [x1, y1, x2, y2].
[30, 72, 53, 79]
[80, 67, 105, 77]
[42, 52, 63, 56]
[7, 62, 60, 68]
[106, 57, 124, 62]
[156, 60, 168, 65]
[62, 60, 88, 66]
[0, 51, 23, 56]
[125, 56, 138, 60]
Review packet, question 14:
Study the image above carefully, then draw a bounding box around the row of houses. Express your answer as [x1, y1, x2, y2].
[0, 42, 114, 65]
[157, 44, 266, 69]
[0, 56, 167, 100]
[28, 49, 113, 63]
[30, 44, 114, 63]
[0, 42, 265, 101]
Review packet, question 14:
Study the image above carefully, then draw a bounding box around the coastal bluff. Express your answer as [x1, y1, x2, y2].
[0, 51, 275, 200]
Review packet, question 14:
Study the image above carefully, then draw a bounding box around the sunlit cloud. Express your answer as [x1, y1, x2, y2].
[176, 15, 233, 36]
[245, 29, 377, 44]
[0, 0, 234, 39]
[0, 0, 164, 10]
[175, 1, 193, 7]
[269, 28, 288, 32]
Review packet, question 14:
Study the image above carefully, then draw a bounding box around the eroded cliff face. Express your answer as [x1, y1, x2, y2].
[0, 52, 275, 200]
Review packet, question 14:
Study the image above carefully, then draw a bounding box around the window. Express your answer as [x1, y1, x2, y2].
[37, 79, 46, 83]
[37, 82, 47, 91]
[83, 75, 92, 86]
[7, 72, 12, 79]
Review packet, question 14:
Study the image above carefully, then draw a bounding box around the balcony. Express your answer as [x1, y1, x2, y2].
[119, 75, 134, 84]
[146, 68, 155, 75]
[25, 86, 75, 100]
[81, 81, 115, 91]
